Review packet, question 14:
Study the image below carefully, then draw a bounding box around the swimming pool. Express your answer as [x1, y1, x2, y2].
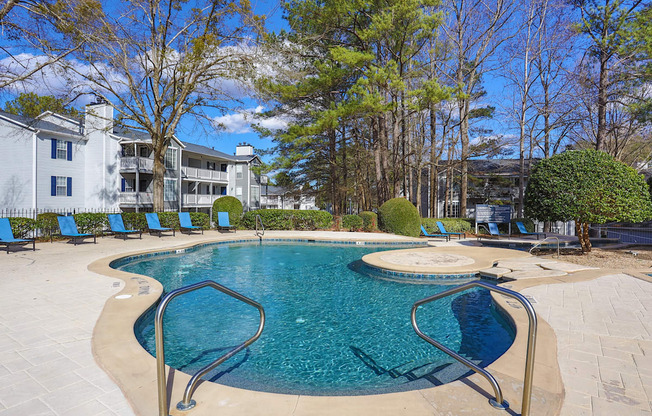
[118, 241, 515, 396]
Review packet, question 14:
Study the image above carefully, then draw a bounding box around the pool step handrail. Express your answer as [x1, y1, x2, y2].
[255, 214, 265, 239]
[529, 236, 560, 258]
[411, 281, 537, 416]
[155, 280, 265, 415]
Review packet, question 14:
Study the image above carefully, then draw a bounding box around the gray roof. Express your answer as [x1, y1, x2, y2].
[467, 159, 536, 176]
[111, 125, 154, 142]
[181, 141, 257, 162]
[0, 110, 83, 137]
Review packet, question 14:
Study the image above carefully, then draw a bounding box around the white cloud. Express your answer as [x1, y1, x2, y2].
[213, 106, 290, 135]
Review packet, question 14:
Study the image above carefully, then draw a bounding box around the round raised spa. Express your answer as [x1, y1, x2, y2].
[115, 241, 515, 396]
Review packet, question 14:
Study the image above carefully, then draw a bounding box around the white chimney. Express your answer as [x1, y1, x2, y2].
[85, 101, 114, 134]
[235, 143, 254, 156]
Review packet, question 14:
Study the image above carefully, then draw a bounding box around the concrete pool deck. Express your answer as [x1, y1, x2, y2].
[0, 230, 650, 415]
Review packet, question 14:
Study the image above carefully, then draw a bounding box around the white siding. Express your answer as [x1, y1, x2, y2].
[37, 134, 86, 210]
[0, 120, 34, 209]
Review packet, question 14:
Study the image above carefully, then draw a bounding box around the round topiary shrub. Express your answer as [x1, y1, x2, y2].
[213, 196, 243, 227]
[378, 198, 421, 237]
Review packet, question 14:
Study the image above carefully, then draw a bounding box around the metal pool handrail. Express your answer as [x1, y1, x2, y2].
[155, 280, 265, 415]
[255, 214, 265, 239]
[529, 236, 560, 258]
[411, 280, 538, 416]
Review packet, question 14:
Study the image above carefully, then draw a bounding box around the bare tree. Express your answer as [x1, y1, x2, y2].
[56, 0, 258, 211]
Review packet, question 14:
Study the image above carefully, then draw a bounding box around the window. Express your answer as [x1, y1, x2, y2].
[51, 139, 72, 161]
[164, 179, 177, 201]
[139, 146, 149, 157]
[235, 187, 242, 196]
[164, 147, 177, 170]
[207, 161, 216, 170]
[220, 164, 227, 172]
[121, 178, 135, 192]
[220, 186, 227, 195]
[51, 176, 71, 196]
[251, 186, 260, 208]
[236, 164, 243, 179]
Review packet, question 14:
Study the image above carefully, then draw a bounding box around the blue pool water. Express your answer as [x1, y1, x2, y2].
[119, 242, 515, 395]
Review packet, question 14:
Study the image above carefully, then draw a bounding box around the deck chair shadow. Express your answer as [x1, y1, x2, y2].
[57, 216, 96, 245]
[217, 212, 236, 232]
[420, 225, 450, 241]
[516, 221, 546, 240]
[108, 214, 142, 240]
[436, 221, 465, 240]
[145, 213, 175, 237]
[0, 218, 35, 253]
[179, 212, 203, 234]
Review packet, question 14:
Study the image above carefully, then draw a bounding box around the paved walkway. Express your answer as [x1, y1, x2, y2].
[524, 274, 652, 416]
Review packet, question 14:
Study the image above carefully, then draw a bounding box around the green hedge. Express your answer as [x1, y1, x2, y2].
[73, 213, 108, 234]
[7, 217, 37, 239]
[359, 211, 378, 232]
[421, 218, 472, 234]
[342, 214, 363, 231]
[213, 196, 243, 228]
[378, 198, 421, 237]
[242, 209, 333, 230]
[157, 212, 180, 229]
[121, 212, 148, 230]
[188, 212, 210, 229]
[36, 212, 60, 240]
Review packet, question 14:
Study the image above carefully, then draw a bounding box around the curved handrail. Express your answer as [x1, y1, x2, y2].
[255, 214, 265, 238]
[411, 281, 537, 416]
[529, 236, 560, 258]
[155, 281, 265, 415]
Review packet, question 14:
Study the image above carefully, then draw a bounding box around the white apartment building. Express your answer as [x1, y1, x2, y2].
[0, 102, 262, 214]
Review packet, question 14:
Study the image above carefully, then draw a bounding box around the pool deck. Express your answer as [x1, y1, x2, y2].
[0, 230, 650, 416]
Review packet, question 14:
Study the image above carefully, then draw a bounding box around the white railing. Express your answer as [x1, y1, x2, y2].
[119, 192, 153, 205]
[181, 167, 228, 182]
[182, 194, 223, 206]
[120, 157, 154, 172]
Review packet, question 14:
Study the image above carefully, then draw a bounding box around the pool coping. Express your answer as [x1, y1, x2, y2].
[88, 235, 570, 416]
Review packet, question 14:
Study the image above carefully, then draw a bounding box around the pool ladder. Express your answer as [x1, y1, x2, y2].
[529, 236, 561, 258]
[411, 281, 537, 416]
[255, 214, 265, 241]
[155, 281, 265, 416]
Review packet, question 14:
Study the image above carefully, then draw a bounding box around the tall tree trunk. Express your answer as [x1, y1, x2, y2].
[596, 51, 608, 152]
[575, 220, 592, 253]
[459, 99, 469, 218]
[341, 126, 348, 214]
[152, 149, 165, 212]
[328, 128, 340, 216]
[429, 106, 437, 218]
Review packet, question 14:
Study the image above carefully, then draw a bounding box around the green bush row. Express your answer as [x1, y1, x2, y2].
[342, 214, 363, 231]
[359, 211, 378, 232]
[421, 218, 473, 234]
[242, 209, 333, 230]
[4, 212, 212, 238]
[213, 196, 243, 227]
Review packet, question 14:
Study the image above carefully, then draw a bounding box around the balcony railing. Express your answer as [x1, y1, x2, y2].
[182, 166, 228, 182]
[119, 192, 153, 205]
[182, 194, 224, 206]
[120, 157, 154, 172]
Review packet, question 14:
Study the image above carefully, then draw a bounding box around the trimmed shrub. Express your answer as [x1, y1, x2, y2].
[73, 213, 108, 234]
[189, 212, 210, 229]
[421, 218, 472, 234]
[213, 196, 243, 227]
[342, 214, 363, 231]
[242, 209, 333, 230]
[157, 212, 180, 229]
[36, 212, 60, 240]
[121, 212, 147, 230]
[378, 198, 420, 237]
[359, 211, 378, 232]
[8, 217, 37, 239]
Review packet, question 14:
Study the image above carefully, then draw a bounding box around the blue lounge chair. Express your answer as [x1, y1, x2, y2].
[516, 221, 546, 240]
[179, 212, 203, 234]
[420, 225, 449, 241]
[57, 216, 96, 245]
[484, 222, 508, 239]
[145, 213, 175, 237]
[217, 212, 236, 232]
[436, 221, 465, 240]
[0, 218, 35, 253]
[108, 214, 142, 240]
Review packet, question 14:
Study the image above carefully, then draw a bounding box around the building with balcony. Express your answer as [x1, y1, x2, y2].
[0, 101, 263, 215]
[261, 186, 317, 210]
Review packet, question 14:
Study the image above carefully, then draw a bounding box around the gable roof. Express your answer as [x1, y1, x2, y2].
[111, 125, 185, 148]
[0, 110, 83, 137]
[181, 141, 260, 162]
